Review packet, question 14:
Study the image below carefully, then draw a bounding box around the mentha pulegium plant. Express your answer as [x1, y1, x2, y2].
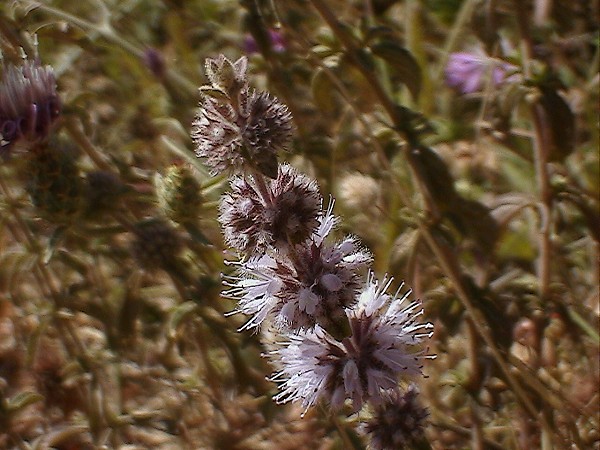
[192, 54, 433, 445]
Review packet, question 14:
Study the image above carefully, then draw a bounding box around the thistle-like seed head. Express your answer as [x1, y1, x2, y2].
[361, 385, 429, 450]
[219, 164, 321, 256]
[192, 89, 293, 178]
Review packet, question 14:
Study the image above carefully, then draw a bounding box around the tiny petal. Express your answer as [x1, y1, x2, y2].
[320, 273, 342, 292]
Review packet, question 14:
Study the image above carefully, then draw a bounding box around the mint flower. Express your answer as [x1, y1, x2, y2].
[191, 56, 294, 178]
[267, 274, 433, 413]
[224, 207, 371, 331]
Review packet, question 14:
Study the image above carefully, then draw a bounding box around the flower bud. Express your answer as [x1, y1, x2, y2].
[26, 145, 83, 224]
[130, 219, 183, 271]
[360, 385, 429, 450]
[155, 164, 203, 225]
[204, 55, 248, 98]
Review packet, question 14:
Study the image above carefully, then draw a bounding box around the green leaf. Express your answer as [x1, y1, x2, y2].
[370, 41, 422, 100]
[311, 68, 339, 114]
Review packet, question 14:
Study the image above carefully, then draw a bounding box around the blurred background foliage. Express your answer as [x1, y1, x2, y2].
[0, 0, 597, 449]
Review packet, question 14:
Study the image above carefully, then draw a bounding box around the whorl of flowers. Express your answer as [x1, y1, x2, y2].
[219, 163, 321, 256]
[0, 59, 60, 153]
[267, 274, 433, 413]
[191, 55, 293, 178]
[360, 384, 429, 450]
[193, 55, 433, 425]
[224, 207, 372, 331]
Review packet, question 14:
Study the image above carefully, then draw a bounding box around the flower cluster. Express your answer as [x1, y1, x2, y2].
[193, 55, 433, 442]
[191, 55, 293, 178]
[268, 275, 433, 414]
[0, 59, 60, 154]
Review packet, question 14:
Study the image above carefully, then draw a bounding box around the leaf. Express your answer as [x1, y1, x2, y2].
[536, 86, 576, 162]
[43, 226, 66, 264]
[370, 41, 422, 100]
[31, 425, 89, 450]
[311, 68, 339, 114]
[167, 301, 198, 339]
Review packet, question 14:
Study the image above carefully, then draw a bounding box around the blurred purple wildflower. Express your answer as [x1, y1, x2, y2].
[445, 51, 518, 94]
[267, 273, 433, 413]
[143, 47, 166, 79]
[243, 29, 286, 55]
[0, 60, 60, 154]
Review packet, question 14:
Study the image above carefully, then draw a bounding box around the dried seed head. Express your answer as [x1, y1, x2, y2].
[219, 164, 321, 256]
[337, 172, 380, 213]
[131, 219, 183, 271]
[0, 60, 60, 153]
[361, 385, 429, 450]
[156, 164, 203, 225]
[192, 89, 293, 178]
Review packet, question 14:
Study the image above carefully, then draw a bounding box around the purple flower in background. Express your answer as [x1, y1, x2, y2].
[267, 274, 433, 413]
[445, 51, 518, 94]
[143, 47, 166, 79]
[0, 60, 60, 153]
[243, 29, 287, 55]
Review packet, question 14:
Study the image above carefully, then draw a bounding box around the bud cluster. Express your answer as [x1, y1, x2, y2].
[193, 55, 433, 447]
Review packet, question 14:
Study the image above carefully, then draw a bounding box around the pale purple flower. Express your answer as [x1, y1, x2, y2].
[445, 50, 518, 94]
[0, 60, 60, 153]
[267, 274, 434, 413]
[224, 206, 372, 331]
[219, 164, 321, 256]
